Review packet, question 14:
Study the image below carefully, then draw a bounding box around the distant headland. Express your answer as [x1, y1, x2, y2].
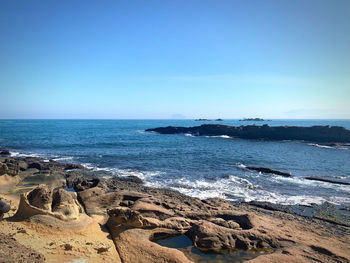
[146, 124, 350, 143]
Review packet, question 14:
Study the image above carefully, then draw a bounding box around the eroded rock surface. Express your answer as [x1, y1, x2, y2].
[0, 233, 45, 263]
[67, 176, 348, 262]
[15, 184, 85, 222]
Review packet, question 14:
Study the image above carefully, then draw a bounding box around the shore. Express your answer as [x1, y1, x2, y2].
[0, 153, 349, 262]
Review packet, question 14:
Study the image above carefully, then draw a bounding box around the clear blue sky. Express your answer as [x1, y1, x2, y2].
[1, 0, 349, 119]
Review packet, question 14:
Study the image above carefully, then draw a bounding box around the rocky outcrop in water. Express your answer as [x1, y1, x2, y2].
[146, 124, 350, 143]
[245, 166, 292, 177]
[304, 176, 350, 186]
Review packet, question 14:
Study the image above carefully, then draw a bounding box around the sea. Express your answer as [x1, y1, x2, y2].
[0, 119, 349, 206]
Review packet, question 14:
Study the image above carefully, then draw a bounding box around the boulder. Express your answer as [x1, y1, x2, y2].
[0, 199, 10, 219]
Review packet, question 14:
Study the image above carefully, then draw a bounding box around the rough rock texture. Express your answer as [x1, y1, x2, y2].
[146, 124, 350, 143]
[0, 233, 45, 263]
[0, 155, 349, 263]
[14, 184, 85, 222]
[0, 199, 11, 218]
[71, 175, 350, 262]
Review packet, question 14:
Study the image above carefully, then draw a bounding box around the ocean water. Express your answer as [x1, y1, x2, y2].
[0, 119, 350, 206]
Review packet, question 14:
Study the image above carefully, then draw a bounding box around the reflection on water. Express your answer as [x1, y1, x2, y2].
[155, 234, 268, 263]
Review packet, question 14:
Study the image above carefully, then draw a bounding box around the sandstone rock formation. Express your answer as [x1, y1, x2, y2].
[14, 184, 87, 223]
[0, 233, 45, 262]
[69, 176, 350, 262]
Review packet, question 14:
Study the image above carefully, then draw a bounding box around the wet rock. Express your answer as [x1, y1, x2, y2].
[245, 166, 292, 177]
[0, 150, 10, 155]
[73, 178, 101, 192]
[27, 162, 42, 170]
[305, 176, 350, 186]
[64, 163, 87, 170]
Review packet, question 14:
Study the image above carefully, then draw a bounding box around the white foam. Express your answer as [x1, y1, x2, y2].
[52, 156, 75, 161]
[275, 175, 350, 192]
[9, 151, 41, 158]
[85, 165, 164, 181]
[308, 143, 348, 150]
[142, 173, 350, 206]
[204, 135, 231, 139]
[81, 163, 95, 169]
[184, 133, 195, 137]
[235, 163, 247, 169]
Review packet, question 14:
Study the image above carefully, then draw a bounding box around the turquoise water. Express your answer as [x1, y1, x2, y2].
[0, 119, 349, 205]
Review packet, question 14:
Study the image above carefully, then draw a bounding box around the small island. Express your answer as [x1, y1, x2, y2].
[239, 118, 270, 121]
[194, 118, 223, 121]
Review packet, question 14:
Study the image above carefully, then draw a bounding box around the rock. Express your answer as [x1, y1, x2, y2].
[245, 166, 292, 177]
[107, 223, 193, 263]
[0, 159, 20, 176]
[239, 118, 268, 121]
[107, 207, 154, 228]
[0, 150, 10, 155]
[73, 178, 101, 191]
[64, 163, 87, 170]
[186, 220, 273, 251]
[0, 233, 45, 262]
[0, 163, 8, 175]
[52, 189, 83, 220]
[27, 162, 43, 170]
[0, 199, 11, 214]
[146, 124, 350, 143]
[305, 176, 350, 186]
[0, 199, 11, 219]
[14, 184, 86, 223]
[27, 184, 53, 211]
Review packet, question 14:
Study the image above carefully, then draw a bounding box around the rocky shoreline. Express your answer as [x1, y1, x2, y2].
[0, 152, 350, 262]
[146, 124, 350, 143]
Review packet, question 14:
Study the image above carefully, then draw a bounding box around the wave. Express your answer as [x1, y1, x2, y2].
[184, 133, 195, 137]
[148, 175, 348, 205]
[235, 163, 247, 169]
[52, 156, 75, 162]
[204, 135, 231, 139]
[9, 151, 42, 158]
[79, 163, 164, 181]
[308, 143, 348, 150]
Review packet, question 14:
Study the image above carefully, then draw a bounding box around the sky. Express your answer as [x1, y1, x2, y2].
[0, 0, 349, 119]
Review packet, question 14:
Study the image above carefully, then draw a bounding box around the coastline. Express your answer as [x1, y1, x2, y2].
[0, 152, 350, 262]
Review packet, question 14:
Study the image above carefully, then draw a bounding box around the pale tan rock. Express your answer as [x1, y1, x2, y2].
[107, 220, 193, 263]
